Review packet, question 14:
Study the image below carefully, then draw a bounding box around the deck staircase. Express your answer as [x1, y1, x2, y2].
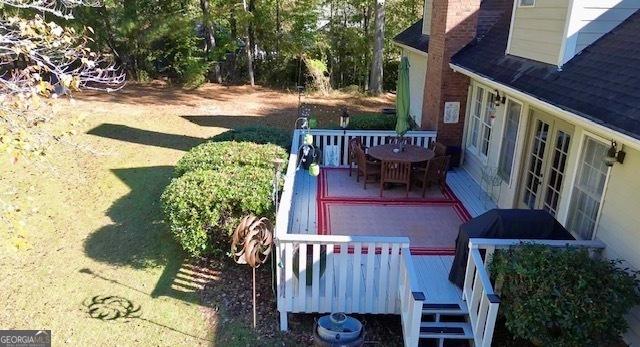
[419, 302, 473, 346]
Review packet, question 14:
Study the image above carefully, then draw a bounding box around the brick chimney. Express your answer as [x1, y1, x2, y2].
[422, 0, 481, 148]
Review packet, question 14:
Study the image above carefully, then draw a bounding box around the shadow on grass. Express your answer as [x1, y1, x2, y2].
[83, 294, 213, 343]
[87, 124, 206, 151]
[83, 166, 215, 306]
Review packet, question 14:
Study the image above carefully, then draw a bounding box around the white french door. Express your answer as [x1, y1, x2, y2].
[519, 110, 573, 216]
[566, 137, 610, 239]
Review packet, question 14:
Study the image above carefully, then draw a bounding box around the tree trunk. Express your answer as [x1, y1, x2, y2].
[200, 0, 216, 56]
[369, 0, 385, 95]
[243, 0, 255, 86]
[275, 0, 281, 53]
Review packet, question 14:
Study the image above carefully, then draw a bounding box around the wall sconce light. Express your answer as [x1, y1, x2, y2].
[605, 140, 626, 167]
[339, 108, 350, 129]
[494, 90, 506, 107]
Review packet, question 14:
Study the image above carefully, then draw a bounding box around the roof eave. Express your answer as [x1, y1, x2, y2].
[450, 62, 640, 151]
[393, 41, 428, 56]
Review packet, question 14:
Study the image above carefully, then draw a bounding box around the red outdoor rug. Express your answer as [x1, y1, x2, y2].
[317, 168, 471, 255]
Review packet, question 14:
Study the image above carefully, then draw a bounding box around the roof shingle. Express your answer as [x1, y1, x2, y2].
[452, 9, 640, 140]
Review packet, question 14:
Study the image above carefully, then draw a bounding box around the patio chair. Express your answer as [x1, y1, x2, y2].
[380, 160, 412, 197]
[348, 137, 364, 177]
[431, 141, 448, 157]
[413, 155, 450, 197]
[355, 146, 380, 189]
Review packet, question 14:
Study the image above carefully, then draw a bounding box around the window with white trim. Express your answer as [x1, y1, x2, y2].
[466, 85, 495, 158]
[498, 100, 522, 182]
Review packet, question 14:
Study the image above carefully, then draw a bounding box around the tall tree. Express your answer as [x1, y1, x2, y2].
[242, 0, 255, 86]
[200, 0, 216, 56]
[369, 0, 385, 95]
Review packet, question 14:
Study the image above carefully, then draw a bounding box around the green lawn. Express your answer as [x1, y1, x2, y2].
[0, 83, 392, 345]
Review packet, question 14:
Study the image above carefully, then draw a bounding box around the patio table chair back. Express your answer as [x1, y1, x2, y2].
[431, 141, 448, 157]
[355, 146, 380, 189]
[380, 160, 412, 197]
[348, 137, 363, 176]
[413, 155, 451, 197]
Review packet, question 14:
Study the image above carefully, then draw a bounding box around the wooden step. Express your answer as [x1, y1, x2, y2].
[422, 302, 468, 315]
[419, 322, 474, 340]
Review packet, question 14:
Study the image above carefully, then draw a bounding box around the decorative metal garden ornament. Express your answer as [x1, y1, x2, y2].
[231, 215, 274, 329]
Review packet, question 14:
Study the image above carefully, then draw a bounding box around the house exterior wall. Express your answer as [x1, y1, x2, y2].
[562, 0, 640, 65]
[595, 145, 640, 345]
[507, 0, 570, 65]
[402, 49, 427, 126]
[460, 75, 640, 344]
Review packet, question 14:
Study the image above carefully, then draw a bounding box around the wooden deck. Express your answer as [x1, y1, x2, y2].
[288, 167, 493, 236]
[412, 255, 462, 305]
[289, 170, 318, 235]
[446, 167, 496, 217]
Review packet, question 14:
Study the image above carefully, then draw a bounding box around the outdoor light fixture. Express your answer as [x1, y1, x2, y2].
[494, 90, 506, 106]
[339, 108, 350, 129]
[605, 140, 626, 167]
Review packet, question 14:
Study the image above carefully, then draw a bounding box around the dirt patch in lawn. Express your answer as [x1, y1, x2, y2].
[199, 256, 405, 346]
[0, 82, 393, 345]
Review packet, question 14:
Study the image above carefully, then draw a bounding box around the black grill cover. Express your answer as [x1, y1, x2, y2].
[448, 209, 574, 288]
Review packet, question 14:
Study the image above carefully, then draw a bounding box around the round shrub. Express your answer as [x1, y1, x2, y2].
[160, 167, 274, 257]
[210, 126, 292, 151]
[174, 141, 288, 177]
[490, 244, 640, 347]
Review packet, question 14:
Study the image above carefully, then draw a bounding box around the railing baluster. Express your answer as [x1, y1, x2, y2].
[311, 243, 320, 312]
[475, 291, 489, 344]
[297, 243, 307, 312]
[324, 243, 335, 312]
[387, 243, 401, 313]
[365, 242, 376, 312]
[377, 242, 390, 313]
[352, 243, 362, 313]
[463, 248, 476, 302]
[284, 242, 293, 312]
[338, 244, 349, 311]
[483, 302, 500, 347]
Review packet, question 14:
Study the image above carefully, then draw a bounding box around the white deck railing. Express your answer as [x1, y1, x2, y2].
[306, 129, 437, 167]
[277, 234, 410, 330]
[275, 129, 430, 332]
[462, 238, 607, 347]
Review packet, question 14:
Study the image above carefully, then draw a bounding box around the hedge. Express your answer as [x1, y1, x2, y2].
[490, 244, 640, 347]
[161, 167, 274, 257]
[174, 141, 288, 177]
[209, 126, 292, 151]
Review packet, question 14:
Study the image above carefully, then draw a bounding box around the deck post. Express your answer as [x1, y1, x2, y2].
[279, 311, 288, 331]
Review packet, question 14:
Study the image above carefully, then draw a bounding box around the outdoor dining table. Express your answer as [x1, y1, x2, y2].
[367, 143, 435, 163]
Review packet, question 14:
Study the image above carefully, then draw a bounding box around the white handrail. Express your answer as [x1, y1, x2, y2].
[274, 130, 300, 238]
[464, 247, 500, 347]
[469, 238, 606, 250]
[279, 233, 410, 245]
[399, 247, 425, 347]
